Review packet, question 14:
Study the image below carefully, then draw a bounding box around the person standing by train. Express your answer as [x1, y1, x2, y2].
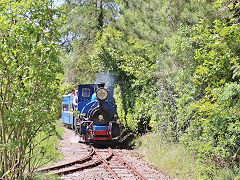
[73, 90, 79, 110]
[68, 89, 76, 111]
[68, 89, 76, 97]
[71, 89, 76, 96]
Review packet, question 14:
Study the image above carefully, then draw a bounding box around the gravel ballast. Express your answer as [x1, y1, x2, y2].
[50, 125, 173, 180]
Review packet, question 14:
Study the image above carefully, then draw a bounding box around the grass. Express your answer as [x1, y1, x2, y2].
[29, 120, 65, 179]
[133, 133, 199, 179]
[212, 167, 240, 180]
[27, 173, 61, 180]
[33, 122, 64, 167]
[133, 132, 240, 179]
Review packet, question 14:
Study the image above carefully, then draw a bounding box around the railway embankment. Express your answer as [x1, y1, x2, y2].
[133, 133, 199, 179]
[133, 133, 240, 179]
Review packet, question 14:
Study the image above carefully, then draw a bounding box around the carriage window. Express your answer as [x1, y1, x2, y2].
[63, 104, 68, 111]
[82, 88, 90, 97]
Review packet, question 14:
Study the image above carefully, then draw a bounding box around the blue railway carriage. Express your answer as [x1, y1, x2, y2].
[61, 94, 74, 128]
[61, 83, 122, 143]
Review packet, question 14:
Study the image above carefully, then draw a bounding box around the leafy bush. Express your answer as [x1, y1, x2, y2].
[175, 19, 240, 175]
[0, 0, 63, 178]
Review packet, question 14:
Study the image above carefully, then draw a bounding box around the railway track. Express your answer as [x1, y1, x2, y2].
[37, 145, 147, 180]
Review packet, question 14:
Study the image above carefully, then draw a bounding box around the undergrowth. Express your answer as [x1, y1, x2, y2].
[34, 122, 64, 167]
[29, 120, 64, 179]
[133, 132, 240, 179]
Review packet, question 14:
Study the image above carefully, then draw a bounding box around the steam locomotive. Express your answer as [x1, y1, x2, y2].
[61, 83, 122, 143]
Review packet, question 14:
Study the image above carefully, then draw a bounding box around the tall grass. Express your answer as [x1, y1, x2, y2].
[33, 124, 64, 167]
[133, 133, 201, 179]
[133, 133, 240, 179]
[28, 121, 64, 179]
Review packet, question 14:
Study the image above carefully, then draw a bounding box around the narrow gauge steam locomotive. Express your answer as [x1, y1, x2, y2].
[61, 83, 122, 143]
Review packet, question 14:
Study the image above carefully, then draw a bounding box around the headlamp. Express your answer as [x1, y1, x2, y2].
[96, 88, 108, 100]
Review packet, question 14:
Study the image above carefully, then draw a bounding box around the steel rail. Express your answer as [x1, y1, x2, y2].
[53, 146, 113, 175]
[93, 147, 120, 180]
[53, 159, 102, 175]
[37, 146, 95, 172]
[37, 145, 147, 179]
[112, 149, 148, 180]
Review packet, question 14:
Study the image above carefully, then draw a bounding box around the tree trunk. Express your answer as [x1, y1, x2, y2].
[0, 108, 9, 178]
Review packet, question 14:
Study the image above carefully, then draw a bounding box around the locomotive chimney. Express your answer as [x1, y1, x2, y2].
[97, 83, 105, 88]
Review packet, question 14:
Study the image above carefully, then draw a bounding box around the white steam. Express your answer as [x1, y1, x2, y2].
[96, 72, 115, 86]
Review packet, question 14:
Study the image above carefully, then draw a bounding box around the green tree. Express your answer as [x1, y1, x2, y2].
[92, 27, 156, 131]
[91, 0, 219, 134]
[176, 19, 240, 168]
[60, 0, 118, 84]
[0, 0, 62, 178]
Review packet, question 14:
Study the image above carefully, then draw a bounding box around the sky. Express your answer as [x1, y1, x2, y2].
[54, 0, 65, 7]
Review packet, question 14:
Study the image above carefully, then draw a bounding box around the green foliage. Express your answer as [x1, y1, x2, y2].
[92, 27, 156, 131]
[57, 0, 240, 178]
[174, 14, 240, 177]
[60, 0, 118, 84]
[91, 0, 240, 178]
[99, 0, 220, 136]
[191, 20, 240, 87]
[0, 0, 63, 178]
[183, 83, 240, 161]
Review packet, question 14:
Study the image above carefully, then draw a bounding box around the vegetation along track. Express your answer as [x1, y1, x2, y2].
[37, 145, 147, 180]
